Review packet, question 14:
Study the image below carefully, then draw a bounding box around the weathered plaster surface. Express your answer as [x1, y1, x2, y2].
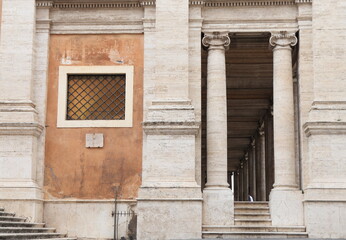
[44, 34, 143, 199]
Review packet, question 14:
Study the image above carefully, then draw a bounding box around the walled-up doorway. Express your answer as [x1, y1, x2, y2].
[202, 33, 278, 201]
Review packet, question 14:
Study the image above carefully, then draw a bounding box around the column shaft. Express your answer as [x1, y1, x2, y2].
[239, 167, 244, 201]
[265, 113, 274, 199]
[248, 151, 254, 199]
[243, 157, 249, 200]
[256, 137, 261, 199]
[204, 33, 230, 188]
[270, 32, 298, 189]
[259, 126, 267, 201]
[251, 140, 257, 200]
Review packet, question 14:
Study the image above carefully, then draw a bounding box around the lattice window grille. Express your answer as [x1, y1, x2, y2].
[66, 74, 126, 121]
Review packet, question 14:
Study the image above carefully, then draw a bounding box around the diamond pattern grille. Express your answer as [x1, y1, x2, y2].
[66, 74, 126, 120]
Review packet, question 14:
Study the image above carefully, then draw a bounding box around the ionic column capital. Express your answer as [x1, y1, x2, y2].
[258, 122, 265, 136]
[270, 31, 298, 48]
[245, 152, 249, 161]
[251, 137, 256, 149]
[202, 32, 230, 49]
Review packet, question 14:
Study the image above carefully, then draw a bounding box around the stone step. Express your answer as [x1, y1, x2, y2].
[0, 233, 66, 239]
[0, 227, 56, 233]
[203, 225, 306, 232]
[0, 212, 15, 217]
[235, 207, 270, 214]
[235, 213, 271, 220]
[25, 239, 77, 240]
[0, 221, 45, 228]
[0, 208, 4, 212]
[234, 201, 269, 208]
[0, 216, 26, 222]
[203, 231, 308, 238]
[235, 219, 272, 226]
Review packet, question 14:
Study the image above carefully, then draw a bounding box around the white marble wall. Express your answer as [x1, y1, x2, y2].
[0, 0, 44, 222]
[303, 0, 346, 238]
[44, 200, 136, 240]
[1, 1, 346, 239]
[137, 0, 202, 239]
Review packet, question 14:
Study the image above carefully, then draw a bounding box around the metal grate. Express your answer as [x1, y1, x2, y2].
[66, 74, 126, 120]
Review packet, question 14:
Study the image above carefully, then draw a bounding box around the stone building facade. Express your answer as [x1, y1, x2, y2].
[0, 0, 345, 239]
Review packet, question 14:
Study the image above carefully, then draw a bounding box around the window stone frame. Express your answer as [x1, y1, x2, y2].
[57, 65, 134, 128]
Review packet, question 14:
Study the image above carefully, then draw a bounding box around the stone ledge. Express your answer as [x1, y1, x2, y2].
[0, 123, 44, 137]
[304, 185, 346, 202]
[311, 101, 346, 110]
[44, 199, 136, 203]
[0, 100, 37, 113]
[137, 198, 203, 201]
[143, 120, 200, 135]
[303, 121, 346, 136]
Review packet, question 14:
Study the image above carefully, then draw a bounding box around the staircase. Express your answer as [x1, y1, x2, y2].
[0, 207, 76, 239]
[203, 201, 308, 238]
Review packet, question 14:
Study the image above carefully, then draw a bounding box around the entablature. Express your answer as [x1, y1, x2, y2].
[36, 0, 312, 8]
[36, 0, 311, 34]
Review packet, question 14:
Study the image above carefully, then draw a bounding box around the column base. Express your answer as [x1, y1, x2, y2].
[304, 186, 346, 238]
[269, 188, 304, 226]
[203, 187, 234, 226]
[137, 187, 202, 240]
[0, 180, 43, 222]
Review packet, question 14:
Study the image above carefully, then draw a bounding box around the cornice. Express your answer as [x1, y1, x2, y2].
[190, 1, 205, 6]
[36, 0, 311, 8]
[36, 0, 53, 8]
[295, 0, 312, 3]
[36, 1, 145, 8]
[204, 0, 296, 7]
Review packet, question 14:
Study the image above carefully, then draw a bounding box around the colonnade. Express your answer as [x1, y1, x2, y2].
[202, 31, 299, 215]
[233, 115, 274, 201]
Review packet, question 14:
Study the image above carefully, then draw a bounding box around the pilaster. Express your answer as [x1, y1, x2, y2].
[137, 0, 202, 239]
[0, 0, 45, 222]
[189, 3, 203, 186]
[302, 1, 346, 237]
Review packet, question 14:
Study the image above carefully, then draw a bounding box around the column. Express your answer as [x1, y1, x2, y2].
[0, 0, 44, 222]
[239, 165, 244, 201]
[255, 136, 261, 200]
[235, 170, 240, 201]
[270, 31, 298, 189]
[248, 150, 254, 200]
[251, 139, 257, 201]
[243, 154, 249, 201]
[269, 31, 303, 226]
[259, 123, 266, 201]
[265, 110, 274, 200]
[202, 32, 234, 226]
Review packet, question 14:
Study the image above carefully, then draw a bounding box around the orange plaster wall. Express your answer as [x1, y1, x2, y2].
[44, 35, 143, 199]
